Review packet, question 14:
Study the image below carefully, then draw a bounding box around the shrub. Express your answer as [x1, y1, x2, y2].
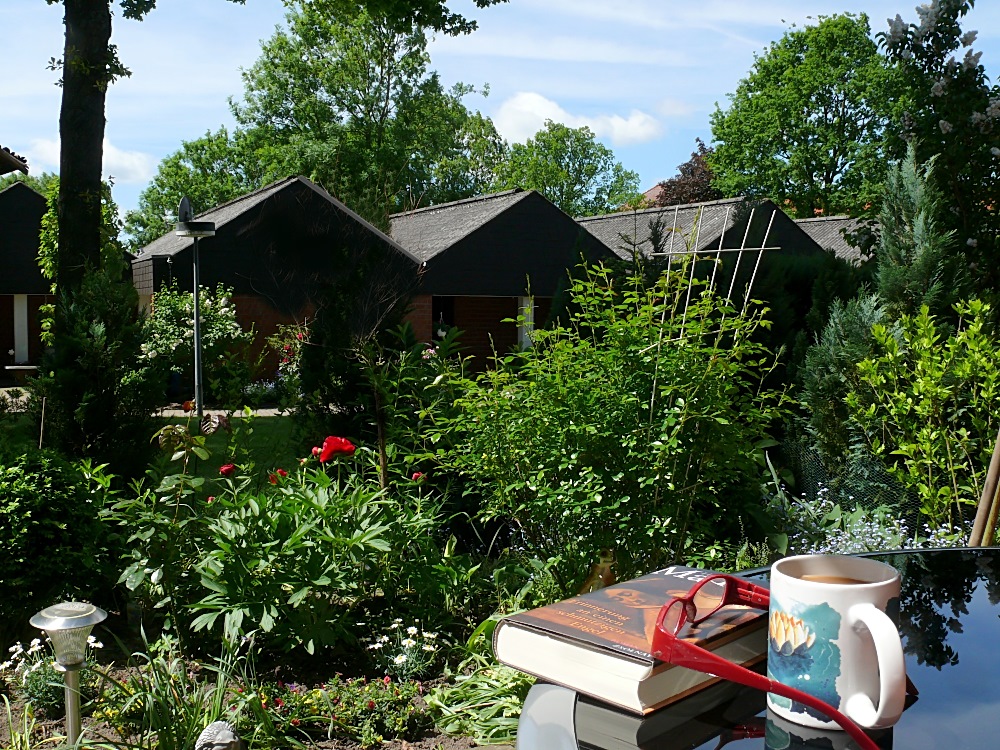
[0, 452, 115, 646]
[451, 263, 789, 595]
[108, 436, 454, 656]
[142, 282, 256, 406]
[846, 300, 1000, 531]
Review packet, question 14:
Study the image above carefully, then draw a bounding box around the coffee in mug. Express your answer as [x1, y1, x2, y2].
[767, 554, 906, 731]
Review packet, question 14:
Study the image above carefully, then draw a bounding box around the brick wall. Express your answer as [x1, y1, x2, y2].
[233, 295, 313, 378]
[404, 294, 433, 341]
[453, 296, 519, 368]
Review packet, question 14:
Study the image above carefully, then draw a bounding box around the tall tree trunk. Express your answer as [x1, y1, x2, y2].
[56, 0, 111, 293]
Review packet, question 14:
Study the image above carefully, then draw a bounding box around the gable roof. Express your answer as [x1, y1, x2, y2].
[389, 189, 533, 263]
[577, 197, 754, 260]
[794, 215, 869, 265]
[0, 145, 28, 176]
[134, 176, 417, 264]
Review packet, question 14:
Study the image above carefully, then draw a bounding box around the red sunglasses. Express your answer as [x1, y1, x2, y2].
[650, 574, 881, 750]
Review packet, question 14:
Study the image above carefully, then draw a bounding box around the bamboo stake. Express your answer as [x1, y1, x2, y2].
[969, 424, 1000, 546]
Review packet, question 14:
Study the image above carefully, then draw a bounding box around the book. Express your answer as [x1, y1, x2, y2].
[574, 675, 766, 750]
[493, 564, 768, 715]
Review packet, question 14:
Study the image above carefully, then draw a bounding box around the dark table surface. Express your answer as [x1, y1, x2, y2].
[515, 548, 1000, 750]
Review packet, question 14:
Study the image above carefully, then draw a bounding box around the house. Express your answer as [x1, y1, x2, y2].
[132, 176, 420, 373]
[0, 146, 29, 176]
[794, 215, 872, 265]
[0, 182, 51, 374]
[390, 189, 617, 364]
[577, 197, 840, 367]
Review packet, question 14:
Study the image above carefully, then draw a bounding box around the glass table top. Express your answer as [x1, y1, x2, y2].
[515, 548, 1000, 750]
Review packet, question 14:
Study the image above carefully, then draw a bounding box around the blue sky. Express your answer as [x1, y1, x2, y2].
[3, 0, 998, 218]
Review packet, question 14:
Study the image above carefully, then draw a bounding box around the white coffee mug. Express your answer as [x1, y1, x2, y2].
[767, 554, 906, 730]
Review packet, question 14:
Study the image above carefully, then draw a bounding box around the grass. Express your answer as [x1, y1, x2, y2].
[155, 412, 301, 481]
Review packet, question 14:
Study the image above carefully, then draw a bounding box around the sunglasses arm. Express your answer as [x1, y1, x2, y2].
[660, 639, 879, 750]
[732, 579, 770, 608]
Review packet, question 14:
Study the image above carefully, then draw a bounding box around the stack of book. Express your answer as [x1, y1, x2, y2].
[493, 565, 768, 716]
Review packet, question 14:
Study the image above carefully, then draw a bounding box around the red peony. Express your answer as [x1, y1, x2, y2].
[311, 446, 321, 457]
[207, 496, 215, 504]
[219, 463, 236, 477]
[319, 436, 356, 462]
[411, 472, 424, 481]
[269, 468, 288, 484]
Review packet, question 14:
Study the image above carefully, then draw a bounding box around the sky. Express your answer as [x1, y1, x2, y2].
[3, 0, 999, 220]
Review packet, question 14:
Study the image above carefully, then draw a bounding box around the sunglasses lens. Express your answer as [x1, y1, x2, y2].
[661, 599, 684, 635]
[691, 577, 728, 620]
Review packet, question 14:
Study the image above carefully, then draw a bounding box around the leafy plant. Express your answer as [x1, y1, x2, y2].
[1, 636, 103, 717]
[0, 452, 115, 647]
[451, 262, 788, 595]
[846, 300, 1000, 530]
[142, 282, 257, 406]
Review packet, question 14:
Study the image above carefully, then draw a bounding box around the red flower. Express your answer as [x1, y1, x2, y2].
[207, 496, 215, 504]
[274, 698, 285, 708]
[411, 472, 424, 481]
[383, 675, 391, 685]
[311, 446, 321, 457]
[219, 463, 236, 477]
[319, 436, 356, 462]
[269, 468, 288, 484]
[290, 718, 300, 726]
[182, 400, 195, 413]
[296, 332, 304, 340]
[367, 700, 376, 711]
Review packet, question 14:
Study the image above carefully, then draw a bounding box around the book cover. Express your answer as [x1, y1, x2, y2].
[493, 564, 768, 714]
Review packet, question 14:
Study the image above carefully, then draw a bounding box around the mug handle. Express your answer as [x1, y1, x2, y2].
[843, 602, 906, 728]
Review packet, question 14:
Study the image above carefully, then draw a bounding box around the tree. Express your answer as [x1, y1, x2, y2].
[45, 0, 503, 466]
[491, 120, 640, 217]
[709, 14, 907, 217]
[231, 2, 505, 224]
[878, 2, 1000, 309]
[653, 138, 721, 207]
[123, 128, 260, 249]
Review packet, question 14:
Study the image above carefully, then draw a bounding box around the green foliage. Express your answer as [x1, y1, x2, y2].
[879, 3, 1000, 309]
[108, 435, 453, 656]
[266, 321, 310, 409]
[426, 656, 532, 745]
[92, 638, 245, 750]
[0, 452, 115, 647]
[875, 146, 968, 321]
[452, 263, 788, 595]
[1, 637, 102, 717]
[142, 282, 257, 406]
[363, 620, 441, 681]
[29, 178, 162, 476]
[231, 3, 504, 223]
[710, 13, 907, 216]
[846, 300, 1000, 530]
[491, 119, 640, 216]
[123, 128, 260, 250]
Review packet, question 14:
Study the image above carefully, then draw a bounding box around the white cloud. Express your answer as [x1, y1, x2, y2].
[27, 137, 156, 184]
[494, 92, 662, 146]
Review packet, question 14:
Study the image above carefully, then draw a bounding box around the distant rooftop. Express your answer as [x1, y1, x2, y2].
[794, 215, 870, 265]
[0, 145, 28, 176]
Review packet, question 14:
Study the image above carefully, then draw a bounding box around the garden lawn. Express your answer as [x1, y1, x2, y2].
[157, 412, 301, 482]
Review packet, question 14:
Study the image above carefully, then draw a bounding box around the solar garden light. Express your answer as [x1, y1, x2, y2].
[175, 196, 216, 420]
[30, 602, 107, 745]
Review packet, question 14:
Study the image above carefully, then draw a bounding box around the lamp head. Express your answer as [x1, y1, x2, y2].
[30, 602, 107, 667]
[175, 195, 216, 238]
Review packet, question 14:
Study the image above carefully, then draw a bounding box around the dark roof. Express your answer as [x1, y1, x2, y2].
[794, 216, 867, 264]
[390, 189, 617, 298]
[389, 189, 532, 262]
[0, 146, 28, 176]
[577, 197, 754, 260]
[134, 176, 418, 265]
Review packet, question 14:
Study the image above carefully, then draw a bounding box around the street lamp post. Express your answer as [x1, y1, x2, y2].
[175, 196, 216, 419]
[30, 602, 107, 745]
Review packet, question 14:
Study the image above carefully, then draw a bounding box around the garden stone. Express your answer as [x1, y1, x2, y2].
[195, 721, 244, 750]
